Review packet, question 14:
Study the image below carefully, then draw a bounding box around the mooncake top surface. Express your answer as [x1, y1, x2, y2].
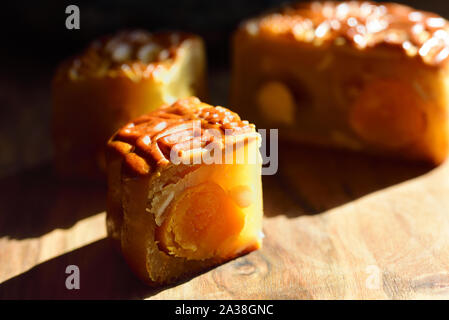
[55, 30, 198, 81]
[240, 1, 449, 66]
[108, 97, 257, 175]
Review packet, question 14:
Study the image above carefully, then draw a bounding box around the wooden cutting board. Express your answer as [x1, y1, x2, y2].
[1, 142, 449, 299]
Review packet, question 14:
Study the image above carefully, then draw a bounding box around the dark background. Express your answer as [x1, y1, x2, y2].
[0, 0, 448, 177]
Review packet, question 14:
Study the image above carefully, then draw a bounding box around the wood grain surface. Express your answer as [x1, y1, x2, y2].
[1, 142, 449, 299]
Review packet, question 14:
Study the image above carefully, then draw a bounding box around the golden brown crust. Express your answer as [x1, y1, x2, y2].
[54, 30, 200, 82]
[108, 97, 257, 176]
[239, 1, 449, 66]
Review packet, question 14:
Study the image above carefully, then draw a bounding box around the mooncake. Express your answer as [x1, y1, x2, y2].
[231, 1, 449, 164]
[52, 30, 207, 179]
[106, 97, 263, 285]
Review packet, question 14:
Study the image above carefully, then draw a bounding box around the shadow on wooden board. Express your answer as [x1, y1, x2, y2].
[0, 164, 106, 240]
[263, 141, 434, 218]
[0, 238, 157, 299]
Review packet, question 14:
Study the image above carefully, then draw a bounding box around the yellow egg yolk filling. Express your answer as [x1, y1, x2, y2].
[155, 181, 246, 260]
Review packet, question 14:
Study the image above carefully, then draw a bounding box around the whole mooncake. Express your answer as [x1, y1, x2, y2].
[106, 97, 264, 285]
[231, 1, 449, 164]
